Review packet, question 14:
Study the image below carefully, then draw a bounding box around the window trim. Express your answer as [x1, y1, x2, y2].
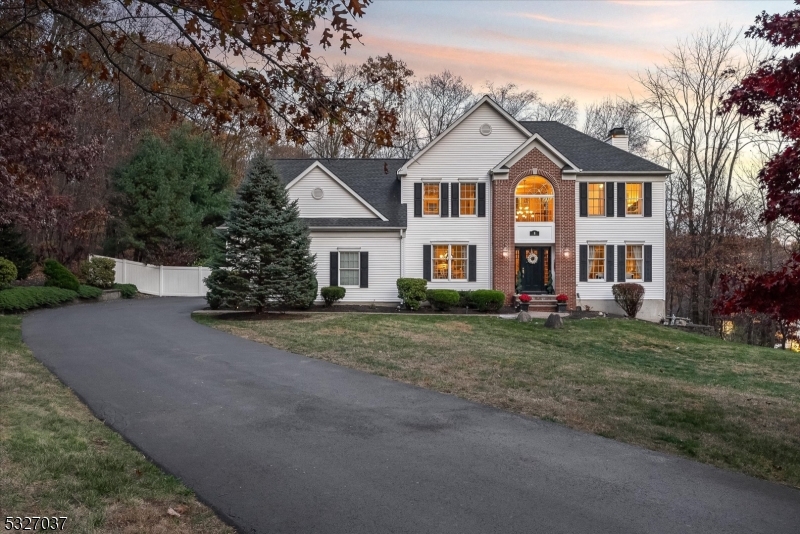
[587, 183, 606, 217]
[338, 250, 361, 288]
[515, 176, 555, 223]
[625, 244, 644, 281]
[422, 182, 440, 216]
[431, 243, 469, 282]
[587, 243, 606, 282]
[625, 182, 644, 217]
[459, 182, 477, 217]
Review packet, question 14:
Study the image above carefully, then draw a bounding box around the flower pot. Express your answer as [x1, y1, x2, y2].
[520, 303, 529, 312]
[557, 302, 567, 313]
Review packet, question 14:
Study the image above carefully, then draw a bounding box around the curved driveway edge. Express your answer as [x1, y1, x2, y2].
[23, 298, 800, 534]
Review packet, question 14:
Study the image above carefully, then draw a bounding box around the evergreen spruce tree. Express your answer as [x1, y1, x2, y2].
[0, 225, 34, 279]
[207, 154, 317, 312]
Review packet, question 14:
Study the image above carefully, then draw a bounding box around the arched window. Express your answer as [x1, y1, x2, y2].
[515, 176, 554, 222]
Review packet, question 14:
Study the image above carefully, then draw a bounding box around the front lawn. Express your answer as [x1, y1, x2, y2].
[0, 315, 234, 533]
[196, 313, 800, 488]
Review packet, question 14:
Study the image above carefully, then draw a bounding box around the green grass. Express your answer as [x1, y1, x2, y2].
[0, 315, 233, 533]
[197, 313, 800, 488]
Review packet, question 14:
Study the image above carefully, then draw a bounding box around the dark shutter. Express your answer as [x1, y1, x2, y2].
[468, 245, 477, 282]
[644, 182, 652, 217]
[644, 245, 652, 282]
[360, 251, 369, 288]
[617, 245, 625, 282]
[617, 182, 626, 217]
[579, 244, 588, 282]
[440, 183, 449, 217]
[477, 183, 486, 217]
[606, 182, 615, 217]
[451, 183, 459, 217]
[414, 182, 422, 217]
[579, 182, 588, 217]
[423, 245, 432, 281]
[329, 251, 338, 286]
[606, 244, 615, 282]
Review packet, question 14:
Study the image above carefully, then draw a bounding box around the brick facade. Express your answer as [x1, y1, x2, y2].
[491, 147, 577, 308]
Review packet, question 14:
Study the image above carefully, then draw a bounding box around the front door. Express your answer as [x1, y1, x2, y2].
[515, 247, 549, 293]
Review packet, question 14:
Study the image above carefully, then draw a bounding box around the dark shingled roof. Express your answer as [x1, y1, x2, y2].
[271, 159, 407, 229]
[519, 121, 670, 173]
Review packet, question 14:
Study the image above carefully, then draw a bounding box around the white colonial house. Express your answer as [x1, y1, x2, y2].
[272, 96, 670, 321]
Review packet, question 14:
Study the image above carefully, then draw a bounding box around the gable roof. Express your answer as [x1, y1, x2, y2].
[519, 121, 670, 174]
[397, 95, 532, 175]
[271, 159, 407, 228]
[492, 133, 581, 174]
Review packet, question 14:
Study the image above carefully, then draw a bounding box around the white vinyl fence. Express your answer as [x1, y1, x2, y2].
[91, 255, 211, 297]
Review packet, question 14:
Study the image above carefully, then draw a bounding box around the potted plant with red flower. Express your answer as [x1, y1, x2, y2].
[555, 293, 568, 313]
[518, 293, 531, 312]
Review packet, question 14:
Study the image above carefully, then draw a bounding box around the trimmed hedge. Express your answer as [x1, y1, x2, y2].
[397, 278, 427, 310]
[470, 289, 506, 312]
[612, 282, 645, 318]
[458, 290, 473, 308]
[0, 286, 77, 312]
[0, 257, 17, 289]
[321, 286, 346, 306]
[77, 285, 103, 299]
[426, 289, 460, 311]
[80, 257, 116, 288]
[43, 259, 80, 291]
[113, 283, 138, 299]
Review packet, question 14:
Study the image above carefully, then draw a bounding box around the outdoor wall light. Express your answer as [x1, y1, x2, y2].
[502, 246, 510, 258]
[563, 248, 570, 258]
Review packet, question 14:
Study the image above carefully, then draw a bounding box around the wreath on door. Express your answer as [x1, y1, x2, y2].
[526, 250, 539, 265]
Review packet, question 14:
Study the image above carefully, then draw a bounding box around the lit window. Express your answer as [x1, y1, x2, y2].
[588, 183, 605, 216]
[460, 183, 476, 215]
[626, 245, 643, 280]
[432, 244, 468, 281]
[589, 245, 605, 280]
[423, 183, 440, 215]
[339, 251, 360, 286]
[515, 176, 554, 222]
[626, 183, 643, 215]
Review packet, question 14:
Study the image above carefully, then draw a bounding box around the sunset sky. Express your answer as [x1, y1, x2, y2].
[326, 0, 791, 106]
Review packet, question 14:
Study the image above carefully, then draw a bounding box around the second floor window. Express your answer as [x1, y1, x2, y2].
[423, 183, 440, 215]
[588, 183, 605, 216]
[626, 183, 643, 215]
[460, 183, 476, 215]
[515, 176, 554, 222]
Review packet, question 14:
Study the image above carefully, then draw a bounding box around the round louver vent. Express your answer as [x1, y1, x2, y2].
[479, 123, 493, 136]
[311, 187, 324, 200]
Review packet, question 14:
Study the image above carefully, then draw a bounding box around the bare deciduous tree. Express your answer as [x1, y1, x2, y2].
[583, 97, 650, 155]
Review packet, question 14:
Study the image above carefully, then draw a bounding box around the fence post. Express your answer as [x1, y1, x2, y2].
[197, 267, 203, 297]
[159, 265, 163, 297]
[121, 259, 127, 284]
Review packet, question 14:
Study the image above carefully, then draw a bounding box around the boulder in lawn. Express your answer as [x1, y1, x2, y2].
[544, 313, 563, 329]
[516, 311, 532, 323]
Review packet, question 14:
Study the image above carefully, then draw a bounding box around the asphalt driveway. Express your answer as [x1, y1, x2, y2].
[22, 298, 800, 534]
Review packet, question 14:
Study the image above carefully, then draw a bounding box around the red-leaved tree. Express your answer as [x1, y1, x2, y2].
[718, 1, 800, 347]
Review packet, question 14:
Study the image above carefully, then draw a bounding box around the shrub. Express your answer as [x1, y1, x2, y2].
[458, 290, 474, 308]
[205, 269, 250, 310]
[0, 225, 34, 279]
[321, 286, 346, 306]
[0, 286, 77, 312]
[80, 257, 116, 288]
[396, 278, 427, 310]
[612, 283, 645, 318]
[556, 293, 569, 303]
[114, 283, 138, 299]
[470, 289, 506, 312]
[43, 259, 80, 291]
[77, 285, 102, 299]
[0, 257, 17, 289]
[426, 289, 460, 311]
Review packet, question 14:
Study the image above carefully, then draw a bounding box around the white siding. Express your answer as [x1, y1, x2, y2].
[288, 167, 378, 219]
[310, 231, 402, 303]
[403, 102, 528, 289]
[574, 178, 666, 305]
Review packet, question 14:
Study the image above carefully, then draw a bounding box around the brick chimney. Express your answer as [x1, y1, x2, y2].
[606, 127, 628, 152]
